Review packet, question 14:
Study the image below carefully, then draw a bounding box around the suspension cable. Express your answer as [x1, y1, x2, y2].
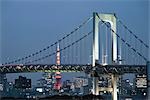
[3, 17, 93, 65]
[24, 31, 93, 64]
[96, 13, 148, 62]
[115, 15, 149, 48]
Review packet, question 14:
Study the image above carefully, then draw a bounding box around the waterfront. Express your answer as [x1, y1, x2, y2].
[0, 95, 147, 100]
[1, 0, 149, 100]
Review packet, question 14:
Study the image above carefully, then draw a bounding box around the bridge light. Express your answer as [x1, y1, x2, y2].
[143, 92, 146, 96]
[16, 66, 21, 69]
[102, 63, 108, 66]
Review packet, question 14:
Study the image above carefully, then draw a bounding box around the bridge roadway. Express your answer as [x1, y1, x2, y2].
[0, 64, 147, 74]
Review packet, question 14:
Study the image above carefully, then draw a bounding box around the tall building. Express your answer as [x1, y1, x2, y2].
[73, 76, 89, 95]
[14, 76, 31, 89]
[120, 79, 133, 95]
[0, 74, 7, 97]
[43, 70, 55, 93]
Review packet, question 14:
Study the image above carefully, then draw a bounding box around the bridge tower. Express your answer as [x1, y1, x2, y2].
[92, 12, 118, 100]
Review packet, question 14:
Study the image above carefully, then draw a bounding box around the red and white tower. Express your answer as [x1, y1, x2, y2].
[56, 43, 60, 65]
[54, 43, 62, 90]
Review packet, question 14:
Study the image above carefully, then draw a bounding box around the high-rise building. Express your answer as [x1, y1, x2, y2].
[133, 74, 147, 97]
[43, 73, 54, 90]
[0, 74, 7, 97]
[63, 80, 72, 88]
[74, 76, 88, 88]
[73, 76, 89, 95]
[135, 74, 147, 89]
[14, 76, 31, 89]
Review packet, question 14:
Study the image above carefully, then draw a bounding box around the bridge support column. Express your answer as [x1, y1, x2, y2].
[92, 12, 99, 95]
[93, 77, 99, 95]
[92, 12, 117, 96]
[112, 74, 118, 100]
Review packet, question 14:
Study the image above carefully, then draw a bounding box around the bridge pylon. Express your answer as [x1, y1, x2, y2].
[92, 12, 118, 100]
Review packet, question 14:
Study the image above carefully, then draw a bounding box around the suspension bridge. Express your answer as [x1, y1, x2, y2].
[0, 12, 149, 100]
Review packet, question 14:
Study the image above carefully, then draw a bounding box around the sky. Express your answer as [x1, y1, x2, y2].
[0, 0, 149, 85]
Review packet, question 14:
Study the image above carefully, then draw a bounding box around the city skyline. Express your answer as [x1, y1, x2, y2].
[1, 0, 149, 87]
[0, 0, 149, 99]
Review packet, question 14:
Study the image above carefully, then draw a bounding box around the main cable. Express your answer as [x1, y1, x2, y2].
[115, 15, 149, 48]
[24, 31, 93, 64]
[96, 13, 148, 62]
[3, 17, 93, 65]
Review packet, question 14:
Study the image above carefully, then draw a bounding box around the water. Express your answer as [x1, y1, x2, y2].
[1, 95, 148, 100]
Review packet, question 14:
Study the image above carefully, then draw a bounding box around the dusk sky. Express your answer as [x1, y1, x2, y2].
[0, 0, 149, 85]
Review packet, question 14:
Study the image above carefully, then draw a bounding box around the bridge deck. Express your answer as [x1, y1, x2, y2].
[96, 64, 147, 74]
[0, 64, 147, 74]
